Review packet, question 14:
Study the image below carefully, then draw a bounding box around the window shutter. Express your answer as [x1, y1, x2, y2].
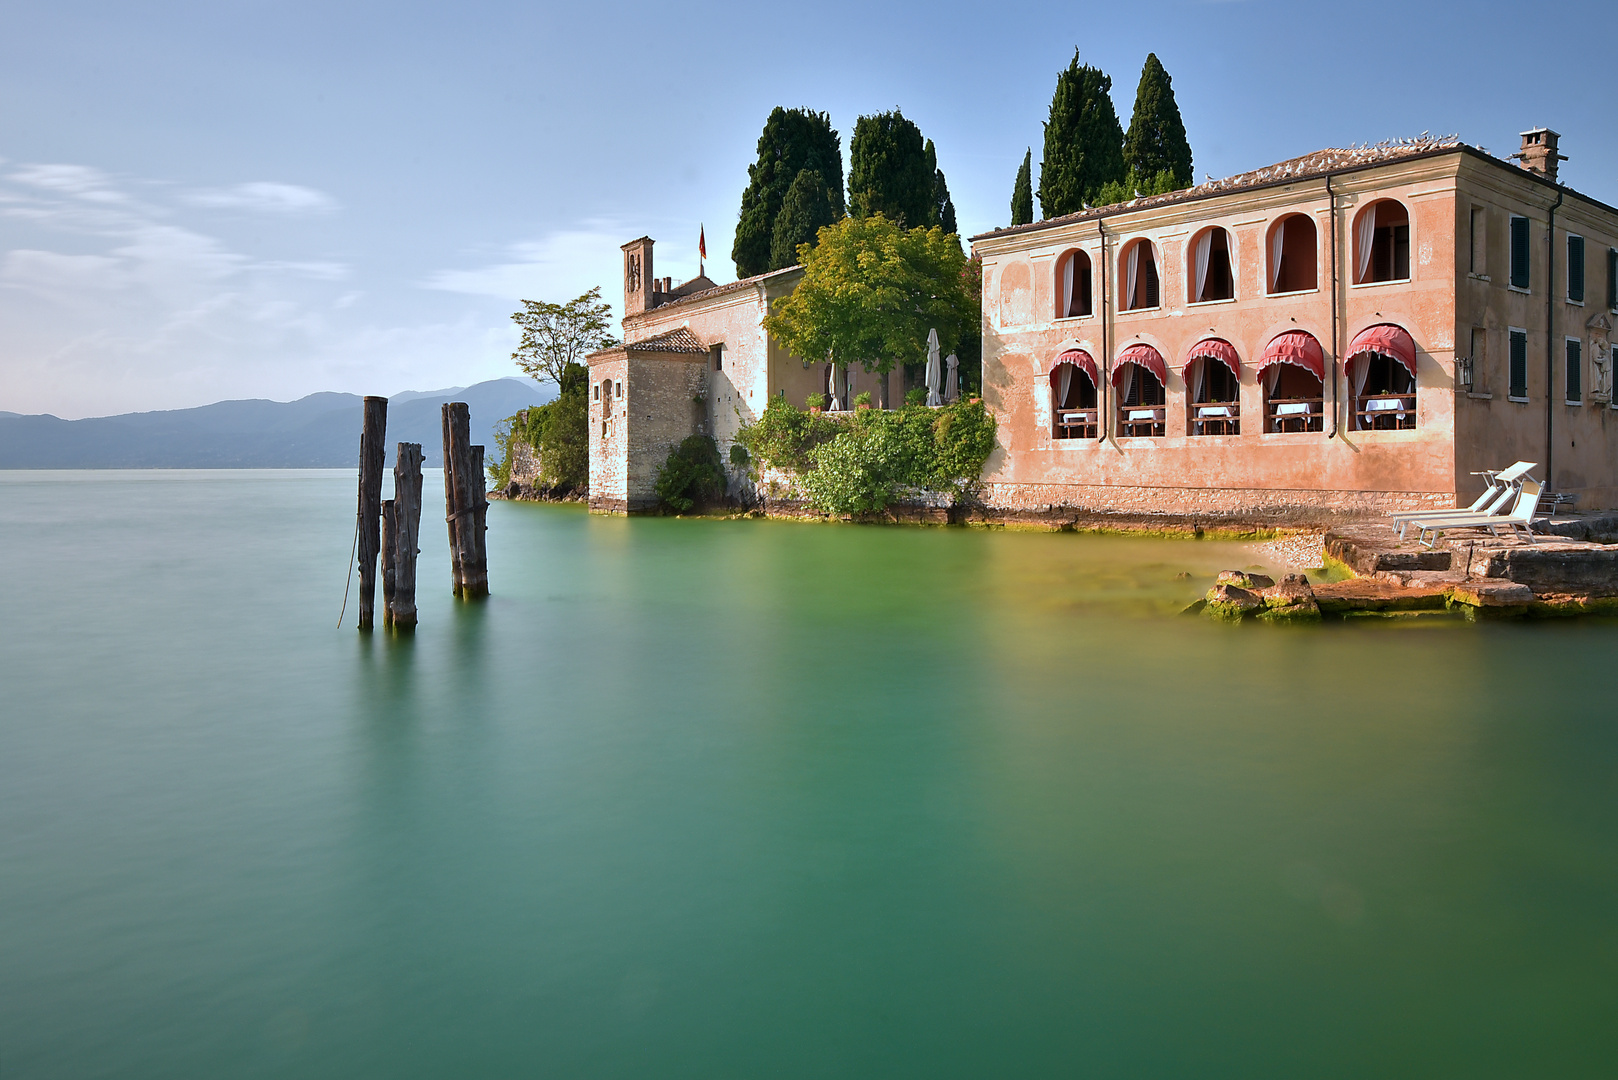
[1566, 339, 1582, 402]
[1510, 216, 1531, 289]
[1608, 248, 1617, 311]
[1568, 236, 1585, 302]
[1509, 329, 1528, 398]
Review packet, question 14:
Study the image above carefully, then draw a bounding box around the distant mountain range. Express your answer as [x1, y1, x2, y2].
[0, 379, 556, 468]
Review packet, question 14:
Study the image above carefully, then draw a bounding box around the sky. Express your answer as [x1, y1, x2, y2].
[3, 0, 1615, 418]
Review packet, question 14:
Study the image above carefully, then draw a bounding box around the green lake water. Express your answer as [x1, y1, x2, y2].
[2, 470, 1615, 1078]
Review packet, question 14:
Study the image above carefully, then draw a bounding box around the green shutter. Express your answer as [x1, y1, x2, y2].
[1568, 235, 1585, 302]
[1509, 329, 1528, 398]
[1566, 338, 1582, 402]
[1510, 216, 1531, 289]
[1608, 248, 1617, 311]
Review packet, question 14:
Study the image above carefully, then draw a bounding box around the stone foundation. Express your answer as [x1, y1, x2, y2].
[980, 482, 1454, 527]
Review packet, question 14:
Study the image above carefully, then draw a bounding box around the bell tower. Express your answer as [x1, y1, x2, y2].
[622, 236, 655, 316]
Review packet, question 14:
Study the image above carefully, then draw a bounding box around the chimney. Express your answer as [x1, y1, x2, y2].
[1512, 128, 1566, 183]
[621, 237, 654, 316]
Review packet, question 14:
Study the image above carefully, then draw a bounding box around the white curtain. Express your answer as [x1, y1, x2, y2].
[1056, 363, 1073, 409]
[1270, 222, 1286, 292]
[1265, 364, 1281, 398]
[1120, 363, 1136, 406]
[1126, 243, 1140, 309]
[1194, 231, 1212, 302]
[1356, 206, 1377, 283]
[1192, 358, 1206, 405]
[1352, 355, 1372, 429]
[1062, 255, 1075, 317]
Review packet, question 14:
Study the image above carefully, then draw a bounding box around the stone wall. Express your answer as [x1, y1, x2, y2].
[978, 481, 1453, 526]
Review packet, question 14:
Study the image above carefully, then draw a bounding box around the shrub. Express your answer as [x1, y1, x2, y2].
[654, 435, 727, 512]
[805, 391, 826, 410]
[489, 363, 589, 493]
[853, 390, 872, 408]
[737, 397, 842, 474]
[905, 387, 927, 406]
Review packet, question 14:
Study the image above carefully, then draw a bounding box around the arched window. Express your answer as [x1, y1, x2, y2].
[1188, 227, 1235, 303]
[1056, 250, 1093, 318]
[1258, 331, 1325, 433]
[1113, 344, 1167, 436]
[1184, 338, 1241, 436]
[1354, 199, 1410, 284]
[1347, 324, 1417, 430]
[1050, 350, 1099, 439]
[1121, 239, 1160, 311]
[1268, 213, 1318, 293]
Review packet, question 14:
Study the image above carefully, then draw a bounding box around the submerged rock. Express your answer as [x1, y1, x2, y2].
[1256, 573, 1322, 622]
[1205, 583, 1262, 621]
[1216, 569, 1275, 590]
[1205, 572, 1320, 623]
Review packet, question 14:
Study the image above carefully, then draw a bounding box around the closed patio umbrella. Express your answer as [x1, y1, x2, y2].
[925, 329, 942, 406]
[944, 353, 959, 402]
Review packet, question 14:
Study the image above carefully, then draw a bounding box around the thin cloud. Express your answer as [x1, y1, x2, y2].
[186, 181, 337, 215]
[424, 221, 627, 305]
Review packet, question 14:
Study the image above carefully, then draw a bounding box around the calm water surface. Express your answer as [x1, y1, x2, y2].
[2, 471, 1615, 1078]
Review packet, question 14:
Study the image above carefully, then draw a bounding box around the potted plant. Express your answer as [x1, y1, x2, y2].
[854, 391, 872, 411]
[806, 392, 825, 415]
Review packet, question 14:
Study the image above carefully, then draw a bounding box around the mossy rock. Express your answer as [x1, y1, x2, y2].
[1255, 601, 1322, 624]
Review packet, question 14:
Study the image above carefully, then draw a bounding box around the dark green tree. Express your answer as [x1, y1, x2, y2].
[1037, 50, 1125, 217]
[769, 168, 838, 270]
[848, 110, 936, 227]
[1010, 148, 1034, 226]
[732, 108, 844, 278]
[1123, 53, 1193, 192]
[927, 139, 958, 236]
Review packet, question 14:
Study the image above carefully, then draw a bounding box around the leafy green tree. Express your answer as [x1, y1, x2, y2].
[769, 168, 838, 271]
[1038, 50, 1125, 217]
[490, 362, 589, 493]
[1010, 149, 1034, 226]
[733, 108, 845, 279]
[927, 139, 958, 235]
[654, 435, 727, 512]
[762, 214, 970, 377]
[510, 287, 618, 388]
[848, 111, 936, 227]
[1123, 53, 1192, 192]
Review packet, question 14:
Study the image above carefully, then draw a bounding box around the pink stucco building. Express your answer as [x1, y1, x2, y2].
[971, 130, 1618, 521]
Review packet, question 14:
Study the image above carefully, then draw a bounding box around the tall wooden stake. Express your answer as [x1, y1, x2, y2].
[465, 443, 489, 597]
[380, 500, 397, 630]
[441, 403, 463, 595]
[391, 443, 424, 629]
[356, 395, 387, 630]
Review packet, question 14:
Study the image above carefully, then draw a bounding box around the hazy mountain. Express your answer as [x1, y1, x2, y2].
[0, 379, 557, 468]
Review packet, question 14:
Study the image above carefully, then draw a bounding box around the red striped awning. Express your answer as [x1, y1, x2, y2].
[1256, 330, 1325, 380]
[1111, 343, 1168, 386]
[1050, 348, 1098, 385]
[1183, 337, 1241, 378]
[1347, 323, 1417, 379]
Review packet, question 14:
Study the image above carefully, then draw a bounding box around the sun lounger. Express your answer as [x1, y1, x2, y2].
[1388, 461, 1537, 539]
[1406, 479, 1542, 548]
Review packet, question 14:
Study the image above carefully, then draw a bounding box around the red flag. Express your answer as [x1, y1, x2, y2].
[699, 225, 706, 261]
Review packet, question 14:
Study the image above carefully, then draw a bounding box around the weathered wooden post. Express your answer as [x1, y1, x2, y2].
[441, 403, 463, 595]
[380, 500, 397, 629]
[356, 395, 387, 629]
[391, 442, 424, 629]
[465, 443, 489, 597]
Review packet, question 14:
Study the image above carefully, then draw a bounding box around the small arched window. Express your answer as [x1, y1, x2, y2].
[1055, 250, 1093, 318]
[1258, 331, 1325, 433]
[1347, 324, 1418, 430]
[1113, 344, 1167, 436]
[1050, 350, 1099, 439]
[1184, 339, 1241, 436]
[1188, 227, 1234, 303]
[1354, 199, 1410, 284]
[1121, 239, 1160, 311]
[1268, 213, 1318, 293]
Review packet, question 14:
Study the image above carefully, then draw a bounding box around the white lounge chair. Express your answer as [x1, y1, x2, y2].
[1388, 461, 1537, 539]
[1406, 479, 1542, 548]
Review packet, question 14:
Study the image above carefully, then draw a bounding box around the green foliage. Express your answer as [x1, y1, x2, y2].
[1038, 50, 1126, 217]
[769, 168, 838, 271]
[510, 288, 618, 388]
[1123, 53, 1193, 192]
[762, 214, 970, 377]
[905, 387, 928, 406]
[733, 108, 845, 279]
[490, 362, 589, 492]
[853, 391, 872, 408]
[956, 254, 983, 398]
[654, 435, 727, 513]
[805, 391, 826, 410]
[927, 140, 957, 236]
[736, 398, 998, 516]
[848, 111, 935, 228]
[1093, 179, 1130, 207]
[1010, 148, 1034, 226]
[728, 443, 750, 468]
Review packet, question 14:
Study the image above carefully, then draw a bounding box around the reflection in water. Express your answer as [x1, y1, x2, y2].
[1, 473, 1615, 1080]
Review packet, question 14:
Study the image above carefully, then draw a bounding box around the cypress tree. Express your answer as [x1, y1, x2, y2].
[769, 169, 837, 270]
[848, 110, 935, 227]
[1010, 149, 1033, 226]
[1037, 50, 1125, 218]
[1123, 53, 1193, 193]
[732, 108, 845, 279]
[927, 140, 957, 235]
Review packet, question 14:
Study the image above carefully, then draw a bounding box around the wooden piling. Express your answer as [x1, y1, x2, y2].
[380, 500, 397, 629]
[441, 403, 463, 595]
[356, 395, 387, 630]
[391, 443, 424, 629]
[464, 443, 489, 597]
